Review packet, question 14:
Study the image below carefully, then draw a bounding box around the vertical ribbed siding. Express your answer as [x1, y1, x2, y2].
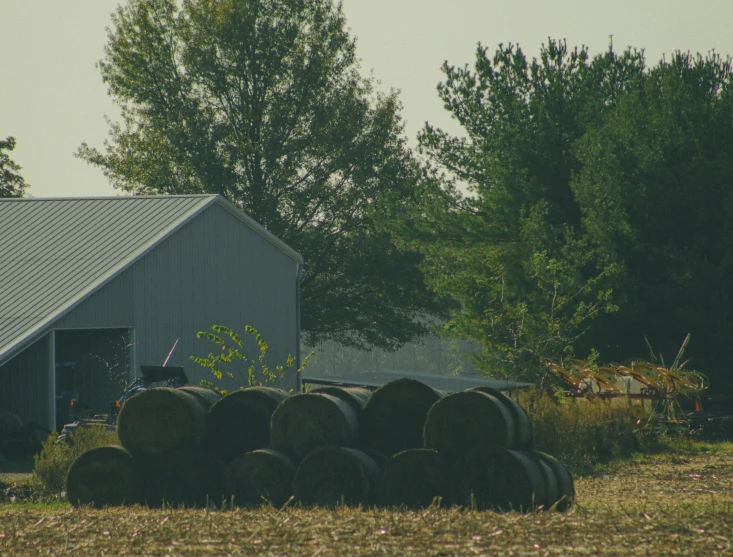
[0, 196, 212, 363]
[0, 196, 301, 429]
[133, 203, 298, 390]
[0, 333, 50, 429]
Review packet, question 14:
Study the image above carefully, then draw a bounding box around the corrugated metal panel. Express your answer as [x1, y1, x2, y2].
[302, 370, 532, 392]
[54, 269, 135, 330]
[0, 196, 215, 365]
[132, 203, 299, 390]
[0, 333, 50, 429]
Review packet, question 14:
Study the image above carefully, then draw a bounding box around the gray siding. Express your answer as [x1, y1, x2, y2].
[0, 199, 300, 430]
[0, 333, 50, 429]
[131, 203, 299, 390]
[0, 196, 212, 364]
[54, 269, 135, 330]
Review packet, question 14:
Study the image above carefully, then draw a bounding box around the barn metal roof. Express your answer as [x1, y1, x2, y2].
[0, 195, 302, 366]
[301, 369, 532, 392]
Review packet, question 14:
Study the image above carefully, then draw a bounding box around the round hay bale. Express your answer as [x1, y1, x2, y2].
[311, 386, 372, 413]
[207, 387, 290, 462]
[362, 378, 443, 457]
[470, 387, 532, 449]
[423, 390, 515, 460]
[451, 447, 547, 512]
[270, 393, 360, 461]
[525, 452, 559, 510]
[375, 448, 451, 509]
[293, 447, 380, 507]
[532, 451, 574, 511]
[118, 388, 208, 454]
[66, 446, 143, 508]
[178, 386, 222, 410]
[363, 448, 389, 467]
[142, 447, 224, 508]
[223, 448, 296, 508]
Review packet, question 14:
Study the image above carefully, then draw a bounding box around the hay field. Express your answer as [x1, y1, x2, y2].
[2, 447, 733, 556]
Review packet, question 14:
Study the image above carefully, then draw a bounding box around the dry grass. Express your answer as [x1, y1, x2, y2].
[2, 445, 733, 555]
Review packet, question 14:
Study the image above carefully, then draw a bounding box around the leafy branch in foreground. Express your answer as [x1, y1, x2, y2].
[191, 325, 312, 391]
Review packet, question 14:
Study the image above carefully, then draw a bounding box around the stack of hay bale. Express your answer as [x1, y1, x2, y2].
[66, 378, 573, 512]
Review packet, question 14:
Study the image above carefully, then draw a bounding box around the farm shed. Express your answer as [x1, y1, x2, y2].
[0, 195, 303, 432]
[301, 369, 532, 393]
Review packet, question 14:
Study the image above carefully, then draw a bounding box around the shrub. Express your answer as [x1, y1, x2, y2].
[33, 426, 119, 494]
[520, 388, 649, 469]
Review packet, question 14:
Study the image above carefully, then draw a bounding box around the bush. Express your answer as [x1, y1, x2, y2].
[33, 426, 119, 494]
[520, 388, 649, 469]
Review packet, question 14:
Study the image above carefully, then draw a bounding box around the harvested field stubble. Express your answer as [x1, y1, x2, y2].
[4, 449, 733, 557]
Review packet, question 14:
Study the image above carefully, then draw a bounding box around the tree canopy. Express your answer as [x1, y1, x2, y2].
[78, 0, 443, 350]
[0, 137, 28, 198]
[383, 40, 733, 381]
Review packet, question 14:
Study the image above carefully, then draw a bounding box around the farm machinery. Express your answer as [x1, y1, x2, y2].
[56, 365, 189, 442]
[547, 334, 733, 438]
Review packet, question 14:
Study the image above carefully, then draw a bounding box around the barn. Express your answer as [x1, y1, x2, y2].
[0, 195, 303, 432]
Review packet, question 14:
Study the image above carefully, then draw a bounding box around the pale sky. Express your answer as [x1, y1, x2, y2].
[2, 0, 733, 198]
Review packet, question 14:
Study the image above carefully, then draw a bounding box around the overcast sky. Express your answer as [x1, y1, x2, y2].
[2, 0, 733, 198]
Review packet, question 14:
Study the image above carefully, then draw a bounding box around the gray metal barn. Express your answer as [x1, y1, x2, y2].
[0, 195, 302, 432]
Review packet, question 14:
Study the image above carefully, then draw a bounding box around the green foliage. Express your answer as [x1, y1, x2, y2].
[522, 388, 647, 469]
[32, 427, 119, 495]
[77, 0, 443, 351]
[0, 136, 28, 198]
[382, 40, 630, 379]
[572, 52, 733, 374]
[382, 39, 733, 382]
[191, 324, 311, 390]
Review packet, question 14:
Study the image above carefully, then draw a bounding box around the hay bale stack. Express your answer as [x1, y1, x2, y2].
[223, 448, 296, 508]
[311, 386, 372, 413]
[293, 447, 380, 507]
[142, 447, 224, 508]
[207, 387, 290, 462]
[451, 447, 547, 512]
[178, 386, 222, 409]
[270, 393, 360, 461]
[423, 390, 515, 460]
[470, 387, 532, 449]
[525, 452, 559, 510]
[362, 379, 443, 457]
[66, 446, 143, 508]
[375, 448, 451, 509]
[118, 388, 208, 455]
[531, 451, 574, 511]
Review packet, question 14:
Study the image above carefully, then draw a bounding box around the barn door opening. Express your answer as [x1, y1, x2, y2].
[54, 328, 132, 429]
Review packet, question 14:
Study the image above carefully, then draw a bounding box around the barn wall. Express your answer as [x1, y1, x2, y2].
[0, 201, 299, 431]
[132, 203, 299, 390]
[54, 269, 135, 329]
[0, 333, 50, 430]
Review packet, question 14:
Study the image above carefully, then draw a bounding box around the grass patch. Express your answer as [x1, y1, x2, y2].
[32, 426, 119, 495]
[520, 388, 648, 471]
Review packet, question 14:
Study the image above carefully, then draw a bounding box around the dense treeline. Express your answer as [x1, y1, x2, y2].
[382, 41, 733, 381]
[80, 0, 733, 384]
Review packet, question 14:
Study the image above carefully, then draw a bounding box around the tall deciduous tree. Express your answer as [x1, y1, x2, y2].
[78, 0, 442, 349]
[0, 137, 28, 198]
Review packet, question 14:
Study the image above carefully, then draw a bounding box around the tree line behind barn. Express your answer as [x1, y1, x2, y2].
[66, 378, 574, 511]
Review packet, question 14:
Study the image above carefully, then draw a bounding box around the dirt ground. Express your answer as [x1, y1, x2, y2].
[1, 449, 732, 556]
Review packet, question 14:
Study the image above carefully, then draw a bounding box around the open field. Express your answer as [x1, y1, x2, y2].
[1, 446, 733, 556]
